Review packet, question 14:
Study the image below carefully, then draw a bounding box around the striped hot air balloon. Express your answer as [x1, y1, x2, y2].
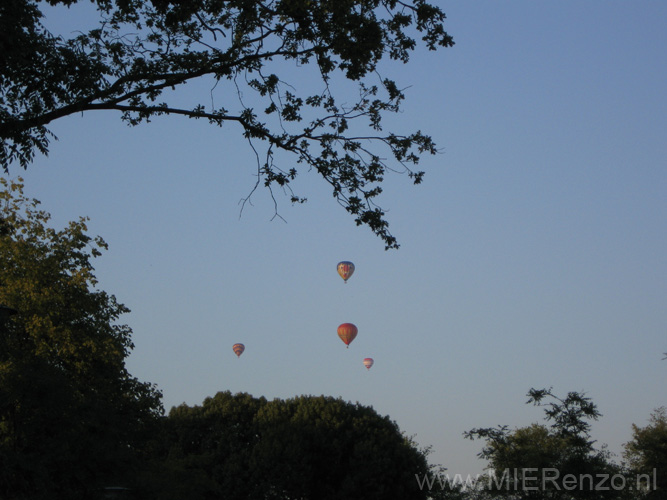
[337, 261, 355, 283]
[337, 323, 358, 348]
[232, 343, 245, 358]
[363, 358, 374, 370]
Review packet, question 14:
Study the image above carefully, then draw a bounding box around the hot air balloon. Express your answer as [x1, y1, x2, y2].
[337, 323, 358, 348]
[363, 358, 374, 370]
[337, 261, 355, 283]
[232, 343, 245, 358]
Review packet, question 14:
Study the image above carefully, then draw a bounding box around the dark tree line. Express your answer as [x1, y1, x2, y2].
[0, 178, 163, 499]
[139, 391, 442, 500]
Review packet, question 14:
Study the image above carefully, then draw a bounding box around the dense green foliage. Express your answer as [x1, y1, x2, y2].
[623, 407, 667, 498]
[0, 178, 163, 499]
[141, 391, 442, 500]
[465, 388, 626, 499]
[0, 0, 454, 249]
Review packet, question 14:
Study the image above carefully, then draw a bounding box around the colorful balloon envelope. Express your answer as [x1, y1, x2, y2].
[232, 343, 245, 358]
[337, 261, 355, 283]
[337, 323, 358, 348]
[363, 358, 374, 370]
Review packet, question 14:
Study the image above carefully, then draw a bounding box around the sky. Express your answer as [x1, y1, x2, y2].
[8, 1, 666, 477]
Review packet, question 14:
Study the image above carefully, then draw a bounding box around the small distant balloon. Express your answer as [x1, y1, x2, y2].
[337, 261, 355, 283]
[363, 358, 374, 370]
[337, 323, 358, 348]
[232, 343, 245, 358]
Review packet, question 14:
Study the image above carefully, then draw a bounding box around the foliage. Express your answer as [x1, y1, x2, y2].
[142, 391, 443, 500]
[464, 388, 625, 499]
[623, 407, 667, 498]
[0, 0, 454, 249]
[0, 177, 163, 499]
[139, 391, 266, 499]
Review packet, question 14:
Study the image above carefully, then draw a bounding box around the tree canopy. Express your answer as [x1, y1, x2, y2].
[141, 391, 443, 500]
[0, 0, 454, 249]
[0, 177, 163, 499]
[465, 388, 624, 500]
[623, 407, 667, 498]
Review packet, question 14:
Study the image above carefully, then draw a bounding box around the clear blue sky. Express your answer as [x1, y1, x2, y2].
[11, 1, 667, 476]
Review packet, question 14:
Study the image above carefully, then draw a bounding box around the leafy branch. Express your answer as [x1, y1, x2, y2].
[0, 0, 454, 248]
